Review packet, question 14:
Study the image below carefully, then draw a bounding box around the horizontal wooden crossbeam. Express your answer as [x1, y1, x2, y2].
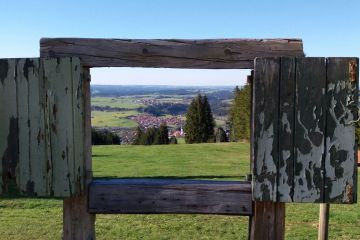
[40, 38, 304, 69]
[88, 179, 252, 215]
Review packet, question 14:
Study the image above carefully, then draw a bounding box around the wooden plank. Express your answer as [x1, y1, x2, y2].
[16, 59, 31, 194]
[71, 59, 84, 194]
[252, 58, 280, 201]
[15, 58, 48, 196]
[318, 203, 330, 240]
[293, 58, 326, 202]
[63, 195, 95, 240]
[63, 67, 95, 239]
[15, 58, 49, 196]
[277, 58, 296, 202]
[44, 58, 75, 197]
[0, 59, 18, 195]
[88, 179, 252, 215]
[28, 59, 48, 196]
[40, 38, 304, 69]
[43, 58, 53, 196]
[250, 201, 285, 240]
[324, 58, 358, 203]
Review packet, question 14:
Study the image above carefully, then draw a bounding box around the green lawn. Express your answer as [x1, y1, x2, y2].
[0, 143, 359, 239]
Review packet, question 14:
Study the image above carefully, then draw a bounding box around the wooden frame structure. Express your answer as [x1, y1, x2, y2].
[39, 38, 305, 240]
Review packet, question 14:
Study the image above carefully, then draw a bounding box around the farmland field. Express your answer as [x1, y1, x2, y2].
[0, 143, 359, 239]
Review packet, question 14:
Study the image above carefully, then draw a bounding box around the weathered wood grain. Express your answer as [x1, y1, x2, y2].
[88, 179, 252, 215]
[253, 58, 280, 201]
[250, 201, 285, 240]
[16, 58, 48, 196]
[71, 59, 84, 194]
[16, 59, 31, 194]
[293, 58, 326, 202]
[63, 195, 95, 240]
[0, 59, 17, 195]
[63, 68, 95, 239]
[40, 38, 304, 69]
[324, 58, 358, 203]
[318, 203, 330, 240]
[0, 57, 85, 197]
[277, 58, 296, 202]
[253, 57, 358, 203]
[44, 58, 74, 196]
[28, 59, 48, 196]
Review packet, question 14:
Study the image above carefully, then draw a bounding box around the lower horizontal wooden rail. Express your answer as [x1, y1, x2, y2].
[88, 179, 252, 215]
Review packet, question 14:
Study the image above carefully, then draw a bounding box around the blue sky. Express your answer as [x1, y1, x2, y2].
[1, 0, 359, 86]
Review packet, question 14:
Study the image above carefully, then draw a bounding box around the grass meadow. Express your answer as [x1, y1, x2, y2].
[0, 143, 359, 239]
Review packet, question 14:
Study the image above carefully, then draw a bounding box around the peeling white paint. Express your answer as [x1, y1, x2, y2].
[278, 150, 292, 201]
[313, 106, 317, 120]
[325, 80, 355, 200]
[253, 178, 275, 201]
[254, 111, 276, 201]
[281, 113, 291, 134]
[259, 111, 264, 125]
[256, 123, 276, 176]
[328, 83, 335, 92]
[293, 110, 324, 202]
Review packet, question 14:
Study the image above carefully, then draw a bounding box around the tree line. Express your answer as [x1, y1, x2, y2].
[133, 124, 177, 145]
[92, 128, 121, 145]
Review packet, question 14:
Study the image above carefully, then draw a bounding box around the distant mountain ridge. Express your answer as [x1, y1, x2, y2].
[91, 85, 235, 97]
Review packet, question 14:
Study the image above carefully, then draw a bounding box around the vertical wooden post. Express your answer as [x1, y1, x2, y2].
[63, 68, 95, 240]
[250, 201, 285, 240]
[318, 203, 329, 240]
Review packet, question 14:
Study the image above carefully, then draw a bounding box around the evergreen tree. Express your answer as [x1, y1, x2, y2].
[92, 128, 121, 145]
[228, 84, 251, 141]
[202, 95, 215, 142]
[143, 127, 157, 145]
[133, 126, 144, 145]
[169, 136, 178, 144]
[184, 94, 215, 143]
[215, 127, 227, 142]
[133, 125, 171, 145]
[154, 124, 169, 144]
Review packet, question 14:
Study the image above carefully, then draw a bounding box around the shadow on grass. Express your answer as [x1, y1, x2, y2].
[92, 154, 112, 158]
[94, 175, 248, 180]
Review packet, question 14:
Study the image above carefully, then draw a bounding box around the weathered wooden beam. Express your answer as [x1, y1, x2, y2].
[88, 179, 252, 215]
[250, 201, 285, 240]
[318, 203, 330, 240]
[40, 38, 304, 69]
[63, 68, 95, 240]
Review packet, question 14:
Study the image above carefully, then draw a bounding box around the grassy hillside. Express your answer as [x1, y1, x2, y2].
[0, 143, 359, 239]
